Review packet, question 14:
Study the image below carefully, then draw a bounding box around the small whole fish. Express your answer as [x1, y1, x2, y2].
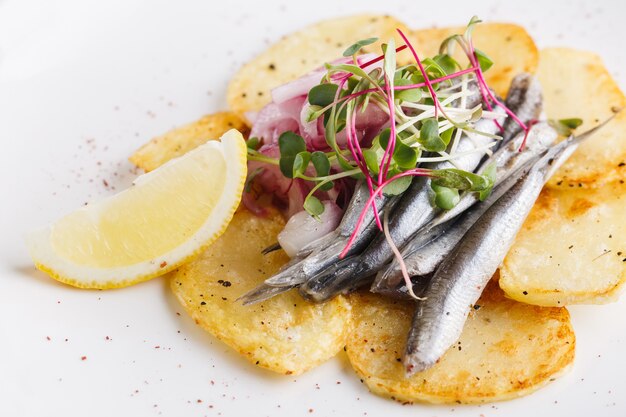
[299, 108, 506, 302]
[501, 73, 543, 142]
[428, 121, 557, 229]
[403, 134, 584, 375]
[375, 122, 558, 288]
[371, 155, 539, 293]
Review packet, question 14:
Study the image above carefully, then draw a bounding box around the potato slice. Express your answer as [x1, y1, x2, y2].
[170, 208, 351, 375]
[500, 181, 626, 306]
[346, 282, 575, 404]
[227, 14, 409, 117]
[129, 112, 249, 172]
[538, 48, 626, 188]
[409, 23, 539, 97]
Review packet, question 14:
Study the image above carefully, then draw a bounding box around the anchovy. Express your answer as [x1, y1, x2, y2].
[450, 78, 484, 110]
[375, 123, 558, 288]
[238, 283, 294, 305]
[237, 255, 304, 305]
[430, 122, 557, 229]
[261, 185, 396, 288]
[375, 158, 539, 295]
[501, 73, 543, 142]
[263, 74, 540, 257]
[370, 273, 433, 301]
[299, 108, 506, 302]
[294, 182, 379, 258]
[403, 133, 588, 375]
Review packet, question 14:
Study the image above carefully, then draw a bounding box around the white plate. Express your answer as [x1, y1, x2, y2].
[1, 0, 625, 416]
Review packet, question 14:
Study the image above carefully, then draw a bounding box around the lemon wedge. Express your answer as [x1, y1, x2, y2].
[26, 129, 247, 289]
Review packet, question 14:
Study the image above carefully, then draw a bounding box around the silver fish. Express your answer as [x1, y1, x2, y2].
[261, 186, 396, 288]
[403, 134, 585, 375]
[237, 255, 304, 305]
[501, 73, 543, 142]
[376, 122, 558, 286]
[429, 122, 557, 229]
[238, 283, 294, 305]
[294, 182, 379, 258]
[371, 159, 535, 291]
[299, 108, 507, 302]
[265, 75, 540, 258]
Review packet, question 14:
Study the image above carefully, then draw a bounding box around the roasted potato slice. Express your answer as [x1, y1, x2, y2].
[227, 14, 409, 117]
[500, 181, 626, 306]
[409, 23, 539, 97]
[170, 208, 352, 375]
[129, 112, 249, 172]
[538, 48, 626, 188]
[346, 282, 575, 404]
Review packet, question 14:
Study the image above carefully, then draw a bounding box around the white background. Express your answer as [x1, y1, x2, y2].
[1, 0, 625, 416]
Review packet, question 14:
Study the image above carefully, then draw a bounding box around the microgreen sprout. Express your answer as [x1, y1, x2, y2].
[549, 118, 583, 136]
[245, 16, 531, 279]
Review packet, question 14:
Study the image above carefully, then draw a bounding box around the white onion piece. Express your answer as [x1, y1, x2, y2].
[277, 201, 343, 257]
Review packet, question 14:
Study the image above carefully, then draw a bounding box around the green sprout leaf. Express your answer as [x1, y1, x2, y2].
[560, 118, 584, 129]
[343, 37, 378, 57]
[548, 118, 583, 136]
[465, 15, 482, 40]
[474, 48, 493, 72]
[363, 148, 381, 175]
[418, 118, 447, 152]
[431, 184, 460, 210]
[303, 195, 325, 218]
[433, 54, 459, 75]
[292, 151, 311, 178]
[383, 38, 397, 84]
[246, 137, 260, 150]
[311, 151, 334, 191]
[440, 128, 455, 147]
[311, 151, 330, 176]
[393, 141, 418, 169]
[477, 162, 497, 201]
[308, 83, 339, 107]
[421, 57, 447, 79]
[394, 78, 423, 102]
[244, 167, 264, 193]
[278, 131, 307, 178]
[431, 169, 490, 191]
[383, 175, 413, 196]
[326, 64, 374, 82]
[378, 128, 392, 149]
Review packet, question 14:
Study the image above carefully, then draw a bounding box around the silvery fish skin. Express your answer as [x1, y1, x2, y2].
[450, 78, 484, 110]
[264, 77, 509, 289]
[501, 73, 543, 143]
[270, 75, 540, 258]
[372, 155, 538, 292]
[238, 283, 294, 305]
[262, 186, 395, 287]
[299, 109, 507, 302]
[403, 136, 581, 375]
[429, 122, 557, 229]
[376, 123, 558, 286]
[237, 255, 303, 305]
[294, 182, 378, 258]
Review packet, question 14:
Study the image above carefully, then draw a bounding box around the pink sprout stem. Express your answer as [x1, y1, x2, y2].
[360, 45, 408, 69]
[345, 103, 383, 229]
[382, 211, 423, 300]
[465, 37, 528, 135]
[325, 66, 479, 113]
[340, 168, 432, 258]
[378, 73, 397, 186]
[397, 29, 443, 119]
